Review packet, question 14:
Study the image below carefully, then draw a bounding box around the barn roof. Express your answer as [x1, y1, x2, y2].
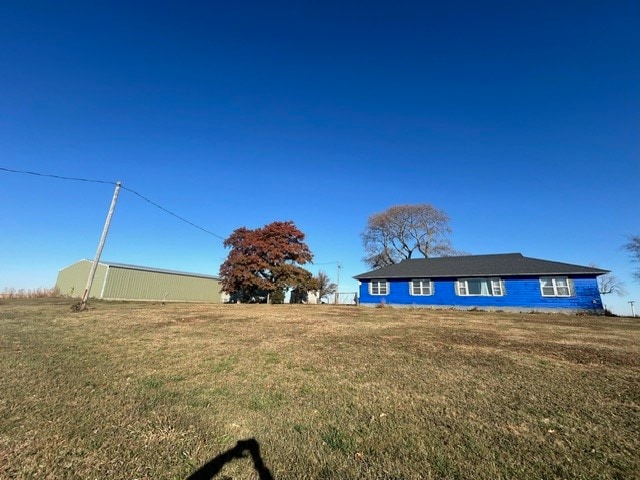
[92, 260, 220, 280]
[354, 253, 608, 279]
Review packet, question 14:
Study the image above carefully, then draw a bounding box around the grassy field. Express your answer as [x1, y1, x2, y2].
[1, 299, 638, 479]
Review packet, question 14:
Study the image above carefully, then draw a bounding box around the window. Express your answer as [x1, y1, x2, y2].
[540, 276, 571, 297]
[456, 278, 504, 296]
[369, 279, 388, 295]
[410, 279, 433, 296]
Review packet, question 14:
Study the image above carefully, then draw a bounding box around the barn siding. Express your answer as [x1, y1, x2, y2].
[358, 276, 603, 312]
[102, 267, 221, 302]
[56, 260, 221, 302]
[55, 260, 107, 298]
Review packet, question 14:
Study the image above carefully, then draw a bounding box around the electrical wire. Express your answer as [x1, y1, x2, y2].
[1, 166, 225, 240]
[120, 186, 225, 240]
[0, 166, 116, 185]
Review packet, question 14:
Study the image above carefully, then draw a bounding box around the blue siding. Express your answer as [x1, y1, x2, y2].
[358, 276, 603, 312]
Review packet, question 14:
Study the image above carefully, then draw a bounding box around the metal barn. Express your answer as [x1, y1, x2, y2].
[56, 259, 222, 302]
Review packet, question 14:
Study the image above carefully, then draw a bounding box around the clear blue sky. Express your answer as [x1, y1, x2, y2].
[1, 1, 638, 314]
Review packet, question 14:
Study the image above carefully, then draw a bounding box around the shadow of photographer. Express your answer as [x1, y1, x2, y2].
[187, 438, 274, 480]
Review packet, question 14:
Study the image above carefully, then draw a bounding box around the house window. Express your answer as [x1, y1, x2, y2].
[540, 276, 572, 297]
[410, 279, 433, 296]
[369, 279, 388, 295]
[456, 278, 504, 296]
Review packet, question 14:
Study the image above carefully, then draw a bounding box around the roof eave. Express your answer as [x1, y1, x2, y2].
[355, 270, 608, 279]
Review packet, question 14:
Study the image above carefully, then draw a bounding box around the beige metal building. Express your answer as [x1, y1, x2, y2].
[56, 259, 222, 302]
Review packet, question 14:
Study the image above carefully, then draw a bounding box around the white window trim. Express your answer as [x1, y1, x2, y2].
[409, 278, 433, 296]
[540, 276, 572, 297]
[456, 277, 504, 296]
[369, 279, 389, 296]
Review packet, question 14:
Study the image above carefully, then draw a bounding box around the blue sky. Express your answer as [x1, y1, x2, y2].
[1, 1, 638, 314]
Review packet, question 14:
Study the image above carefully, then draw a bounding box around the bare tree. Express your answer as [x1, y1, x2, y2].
[624, 235, 640, 282]
[313, 271, 336, 304]
[361, 204, 456, 268]
[598, 272, 626, 296]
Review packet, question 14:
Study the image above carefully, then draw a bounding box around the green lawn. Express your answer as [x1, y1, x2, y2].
[1, 299, 638, 479]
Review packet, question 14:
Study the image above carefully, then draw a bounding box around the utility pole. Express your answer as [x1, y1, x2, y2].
[79, 181, 122, 311]
[334, 262, 341, 304]
[629, 301, 636, 318]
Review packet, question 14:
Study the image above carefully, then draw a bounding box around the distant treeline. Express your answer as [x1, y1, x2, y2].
[0, 287, 60, 299]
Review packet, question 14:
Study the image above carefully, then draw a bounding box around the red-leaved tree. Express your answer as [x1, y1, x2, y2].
[220, 221, 315, 303]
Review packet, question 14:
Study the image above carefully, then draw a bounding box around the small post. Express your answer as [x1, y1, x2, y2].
[335, 262, 341, 304]
[79, 181, 122, 311]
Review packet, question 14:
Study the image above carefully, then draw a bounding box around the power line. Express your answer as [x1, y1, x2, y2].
[120, 186, 225, 240]
[0, 166, 225, 240]
[0, 166, 116, 185]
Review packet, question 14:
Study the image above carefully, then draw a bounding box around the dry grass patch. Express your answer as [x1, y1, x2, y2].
[1, 299, 638, 479]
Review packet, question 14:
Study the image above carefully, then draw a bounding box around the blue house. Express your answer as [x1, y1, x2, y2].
[354, 253, 607, 313]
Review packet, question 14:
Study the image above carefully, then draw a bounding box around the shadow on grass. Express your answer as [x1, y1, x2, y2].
[187, 438, 274, 480]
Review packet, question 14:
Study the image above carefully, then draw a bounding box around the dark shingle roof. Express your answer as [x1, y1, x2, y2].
[353, 253, 608, 279]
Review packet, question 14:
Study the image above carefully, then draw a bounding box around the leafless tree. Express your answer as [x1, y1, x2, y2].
[361, 204, 456, 268]
[313, 271, 336, 303]
[624, 235, 640, 282]
[597, 272, 626, 296]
